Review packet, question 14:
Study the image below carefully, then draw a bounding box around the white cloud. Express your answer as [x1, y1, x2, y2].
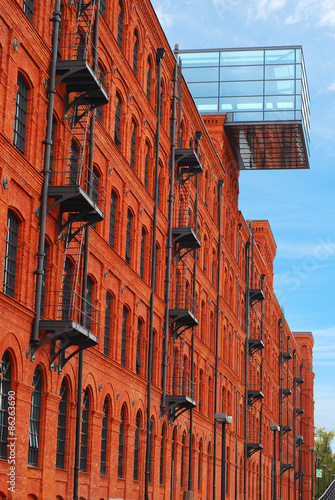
[255, 0, 287, 20]
[328, 82, 335, 92]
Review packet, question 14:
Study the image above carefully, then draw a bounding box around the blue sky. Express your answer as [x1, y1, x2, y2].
[151, 0, 335, 433]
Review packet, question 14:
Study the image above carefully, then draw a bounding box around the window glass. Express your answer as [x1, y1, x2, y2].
[3, 211, 19, 298]
[13, 75, 28, 154]
[56, 380, 67, 469]
[28, 367, 42, 466]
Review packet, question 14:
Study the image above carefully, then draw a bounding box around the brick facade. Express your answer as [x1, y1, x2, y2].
[0, 1, 314, 499]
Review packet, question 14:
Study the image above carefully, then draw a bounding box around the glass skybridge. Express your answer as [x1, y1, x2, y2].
[179, 46, 310, 170]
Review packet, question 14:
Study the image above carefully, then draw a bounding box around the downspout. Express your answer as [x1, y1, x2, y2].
[259, 275, 265, 500]
[145, 47, 165, 500]
[213, 179, 224, 500]
[32, 0, 61, 342]
[74, 9, 99, 498]
[187, 172, 200, 493]
[161, 48, 176, 413]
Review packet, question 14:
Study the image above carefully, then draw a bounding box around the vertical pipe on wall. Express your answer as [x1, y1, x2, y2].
[32, 0, 61, 342]
[145, 47, 165, 500]
[213, 179, 224, 500]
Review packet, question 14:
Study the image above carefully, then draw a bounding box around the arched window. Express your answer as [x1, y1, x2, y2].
[198, 439, 203, 491]
[85, 276, 93, 330]
[140, 227, 146, 280]
[100, 398, 108, 475]
[181, 431, 186, 487]
[69, 140, 79, 185]
[0, 351, 12, 459]
[121, 306, 128, 366]
[104, 292, 112, 356]
[3, 210, 19, 298]
[125, 210, 133, 264]
[144, 142, 150, 189]
[117, 0, 123, 49]
[133, 31, 138, 75]
[80, 389, 89, 472]
[114, 94, 122, 147]
[136, 318, 142, 375]
[109, 190, 117, 248]
[62, 258, 72, 320]
[118, 405, 125, 477]
[146, 57, 152, 100]
[23, 0, 33, 22]
[130, 120, 136, 170]
[40, 243, 48, 317]
[148, 417, 154, 483]
[133, 411, 140, 480]
[159, 425, 165, 485]
[56, 380, 67, 469]
[28, 366, 42, 466]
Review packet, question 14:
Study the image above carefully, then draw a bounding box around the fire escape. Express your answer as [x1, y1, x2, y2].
[30, 0, 109, 371]
[164, 132, 203, 422]
[245, 230, 265, 458]
[293, 352, 305, 485]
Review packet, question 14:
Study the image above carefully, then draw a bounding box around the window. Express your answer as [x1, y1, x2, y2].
[56, 380, 67, 469]
[181, 431, 186, 487]
[28, 367, 42, 466]
[114, 94, 122, 147]
[104, 293, 112, 356]
[69, 141, 79, 185]
[133, 31, 138, 76]
[148, 418, 153, 483]
[133, 412, 140, 480]
[100, 0, 106, 16]
[159, 425, 165, 485]
[198, 440, 203, 490]
[140, 227, 146, 279]
[117, 0, 123, 49]
[49, 118, 56, 185]
[96, 69, 104, 122]
[62, 259, 72, 320]
[13, 74, 28, 154]
[85, 277, 93, 331]
[100, 399, 108, 475]
[121, 306, 127, 366]
[23, 0, 33, 21]
[91, 167, 100, 230]
[80, 389, 89, 472]
[146, 57, 152, 100]
[118, 405, 125, 478]
[136, 319, 142, 375]
[109, 190, 117, 248]
[0, 352, 11, 459]
[125, 210, 132, 264]
[3, 211, 19, 298]
[130, 121, 136, 170]
[144, 143, 149, 189]
[40, 244, 48, 317]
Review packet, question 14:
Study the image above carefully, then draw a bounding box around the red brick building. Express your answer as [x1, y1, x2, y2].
[0, 1, 314, 499]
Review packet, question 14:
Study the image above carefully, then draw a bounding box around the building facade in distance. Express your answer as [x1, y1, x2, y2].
[0, 1, 314, 499]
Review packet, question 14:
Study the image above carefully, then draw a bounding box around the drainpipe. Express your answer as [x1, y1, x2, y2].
[213, 180, 224, 500]
[145, 47, 165, 500]
[32, 0, 61, 342]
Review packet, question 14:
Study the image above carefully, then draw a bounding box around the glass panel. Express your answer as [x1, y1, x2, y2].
[265, 80, 295, 95]
[265, 48, 295, 64]
[182, 67, 219, 82]
[296, 95, 302, 110]
[265, 95, 294, 110]
[296, 64, 302, 79]
[220, 81, 263, 97]
[220, 96, 263, 112]
[220, 65, 264, 81]
[296, 80, 301, 94]
[220, 50, 264, 66]
[232, 111, 264, 122]
[296, 48, 302, 63]
[188, 82, 219, 98]
[264, 110, 295, 120]
[265, 64, 295, 80]
[180, 51, 219, 67]
[194, 98, 219, 113]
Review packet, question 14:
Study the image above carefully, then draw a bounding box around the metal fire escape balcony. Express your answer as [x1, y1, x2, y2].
[280, 388, 292, 397]
[247, 389, 264, 407]
[247, 429, 263, 458]
[281, 463, 293, 475]
[282, 425, 292, 435]
[172, 209, 201, 260]
[295, 407, 304, 416]
[294, 377, 304, 385]
[281, 351, 293, 361]
[175, 147, 203, 178]
[247, 442, 263, 458]
[165, 375, 196, 423]
[248, 288, 265, 308]
[248, 337, 265, 357]
[169, 289, 198, 339]
[31, 289, 98, 371]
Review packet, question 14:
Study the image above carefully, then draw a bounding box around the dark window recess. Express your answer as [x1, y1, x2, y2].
[3, 211, 19, 298]
[49, 118, 55, 185]
[140, 228, 146, 279]
[121, 307, 127, 366]
[100, 0, 106, 16]
[104, 293, 111, 356]
[114, 96, 122, 146]
[130, 123, 136, 170]
[85, 278, 93, 331]
[117, 0, 123, 49]
[96, 71, 104, 122]
[40, 244, 48, 318]
[80, 390, 89, 472]
[23, 0, 33, 21]
[62, 259, 72, 320]
[125, 211, 132, 264]
[56, 380, 67, 469]
[76, 32, 85, 60]
[28, 367, 42, 466]
[136, 319, 142, 375]
[144, 146, 149, 189]
[133, 36, 138, 75]
[13, 74, 28, 154]
[133, 413, 140, 480]
[159, 427, 164, 485]
[147, 60, 151, 100]
[0, 352, 11, 459]
[118, 406, 125, 477]
[100, 400, 108, 475]
[109, 191, 116, 247]
[69, 141, 79, 185]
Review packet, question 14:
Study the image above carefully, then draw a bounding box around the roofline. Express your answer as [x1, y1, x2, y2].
[178, 45, 304, 53]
